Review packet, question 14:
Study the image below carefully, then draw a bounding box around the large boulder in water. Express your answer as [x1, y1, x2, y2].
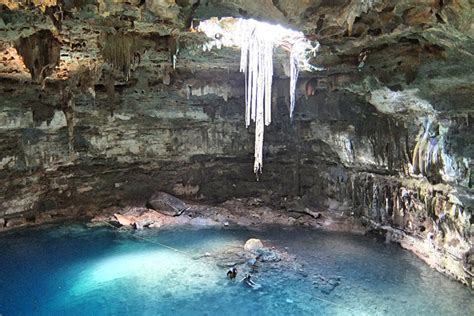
[244, 238, 281, 262]
[147, 192, 188, 216]
[244, 238, 264, 253]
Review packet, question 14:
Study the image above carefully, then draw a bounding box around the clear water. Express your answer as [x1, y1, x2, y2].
[0, 223, 472, 316]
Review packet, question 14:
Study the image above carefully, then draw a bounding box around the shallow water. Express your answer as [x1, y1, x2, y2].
[0, 224, 472, 315]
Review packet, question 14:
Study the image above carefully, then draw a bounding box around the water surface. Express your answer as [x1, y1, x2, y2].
[0, 224, 472, 315]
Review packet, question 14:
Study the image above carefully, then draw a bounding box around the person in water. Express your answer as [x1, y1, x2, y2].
[227, 267, 238, 280]
[241, 274, 257, 287]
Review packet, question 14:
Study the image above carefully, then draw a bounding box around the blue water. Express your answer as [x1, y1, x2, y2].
[0, 223, 472, 315]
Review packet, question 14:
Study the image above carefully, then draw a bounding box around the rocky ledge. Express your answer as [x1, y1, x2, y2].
[89, 197, 365, 233]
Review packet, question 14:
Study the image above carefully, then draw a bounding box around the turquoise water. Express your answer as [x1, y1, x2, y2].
[0, 224, 472, 315]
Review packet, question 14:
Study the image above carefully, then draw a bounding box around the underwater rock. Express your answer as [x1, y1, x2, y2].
[244, 238, 264, 253]
[147, 192, 189, 216]
[247, 258, 257, 266]
[244, 238, 281, 262]
[256, 248, 281, 262]
[214, 246, 253, 268]
[312, 275, 341, 294]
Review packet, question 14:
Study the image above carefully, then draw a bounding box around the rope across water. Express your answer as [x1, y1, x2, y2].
[101, 220, 193, 257]
[100, 221, 359, 313]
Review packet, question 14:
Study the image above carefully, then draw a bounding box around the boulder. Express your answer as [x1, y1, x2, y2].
[0, 218, 5, 227]
[114, 213, 135, 226]
[5, 217, 26, 228]
[244, 238, 264, 253]
[147, 192, 188, 216]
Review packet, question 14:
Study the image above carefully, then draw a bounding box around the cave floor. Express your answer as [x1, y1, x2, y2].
[0, 224, 472, 315]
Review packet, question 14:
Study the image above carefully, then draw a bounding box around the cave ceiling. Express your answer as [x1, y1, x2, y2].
[0, 0, 472, 117]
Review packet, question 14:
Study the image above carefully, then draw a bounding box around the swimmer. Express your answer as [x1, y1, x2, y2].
[241, 273, 260, 289]
[227, 267, 238, 280]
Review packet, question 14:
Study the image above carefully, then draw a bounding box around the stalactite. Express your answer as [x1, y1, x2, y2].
[239, 20, 274, 174]
[101, 32, 143, 80]
[289, 50, 299, 118]
[14, 29, 61, 83]
[413, 118, 442, 179]
[238, 20, 320, 174]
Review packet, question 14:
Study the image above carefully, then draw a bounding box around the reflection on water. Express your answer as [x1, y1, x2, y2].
[0, 224, 472, 315]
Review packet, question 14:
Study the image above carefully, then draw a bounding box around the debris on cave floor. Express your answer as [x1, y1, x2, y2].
[89, 194, 367, 234]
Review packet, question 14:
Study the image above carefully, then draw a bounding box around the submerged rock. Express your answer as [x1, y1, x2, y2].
[243, 238, 281, 262]
[256, 248, 281, 262]
[312, 275, 341, 294]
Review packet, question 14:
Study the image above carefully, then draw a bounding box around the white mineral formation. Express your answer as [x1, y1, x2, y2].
[198, 18, 320, 174]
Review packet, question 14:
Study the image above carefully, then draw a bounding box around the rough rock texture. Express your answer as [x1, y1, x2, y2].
[0, 0, 473, 286]
[147, 191, 189, 216]
[92, 197, 364, 233]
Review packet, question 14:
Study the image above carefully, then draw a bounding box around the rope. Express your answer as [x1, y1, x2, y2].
[101, 221, 193, 257]
[130, 233, 193, 257]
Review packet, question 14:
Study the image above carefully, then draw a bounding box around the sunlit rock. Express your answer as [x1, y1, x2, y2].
[244, 238, 264, 253]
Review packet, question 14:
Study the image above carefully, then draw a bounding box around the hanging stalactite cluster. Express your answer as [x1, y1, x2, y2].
[239, 20, 274, 174]
[100, 32, 142, 80]
[236, 19, 320, 175]
[14, 29, 61, 83]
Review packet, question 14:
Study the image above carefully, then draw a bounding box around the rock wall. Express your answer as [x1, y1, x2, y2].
[0, 73, 371, 215]
[1, 66, 473, 285]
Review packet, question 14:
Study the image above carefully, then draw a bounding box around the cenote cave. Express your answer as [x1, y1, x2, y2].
[0, 1, 473, 315]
